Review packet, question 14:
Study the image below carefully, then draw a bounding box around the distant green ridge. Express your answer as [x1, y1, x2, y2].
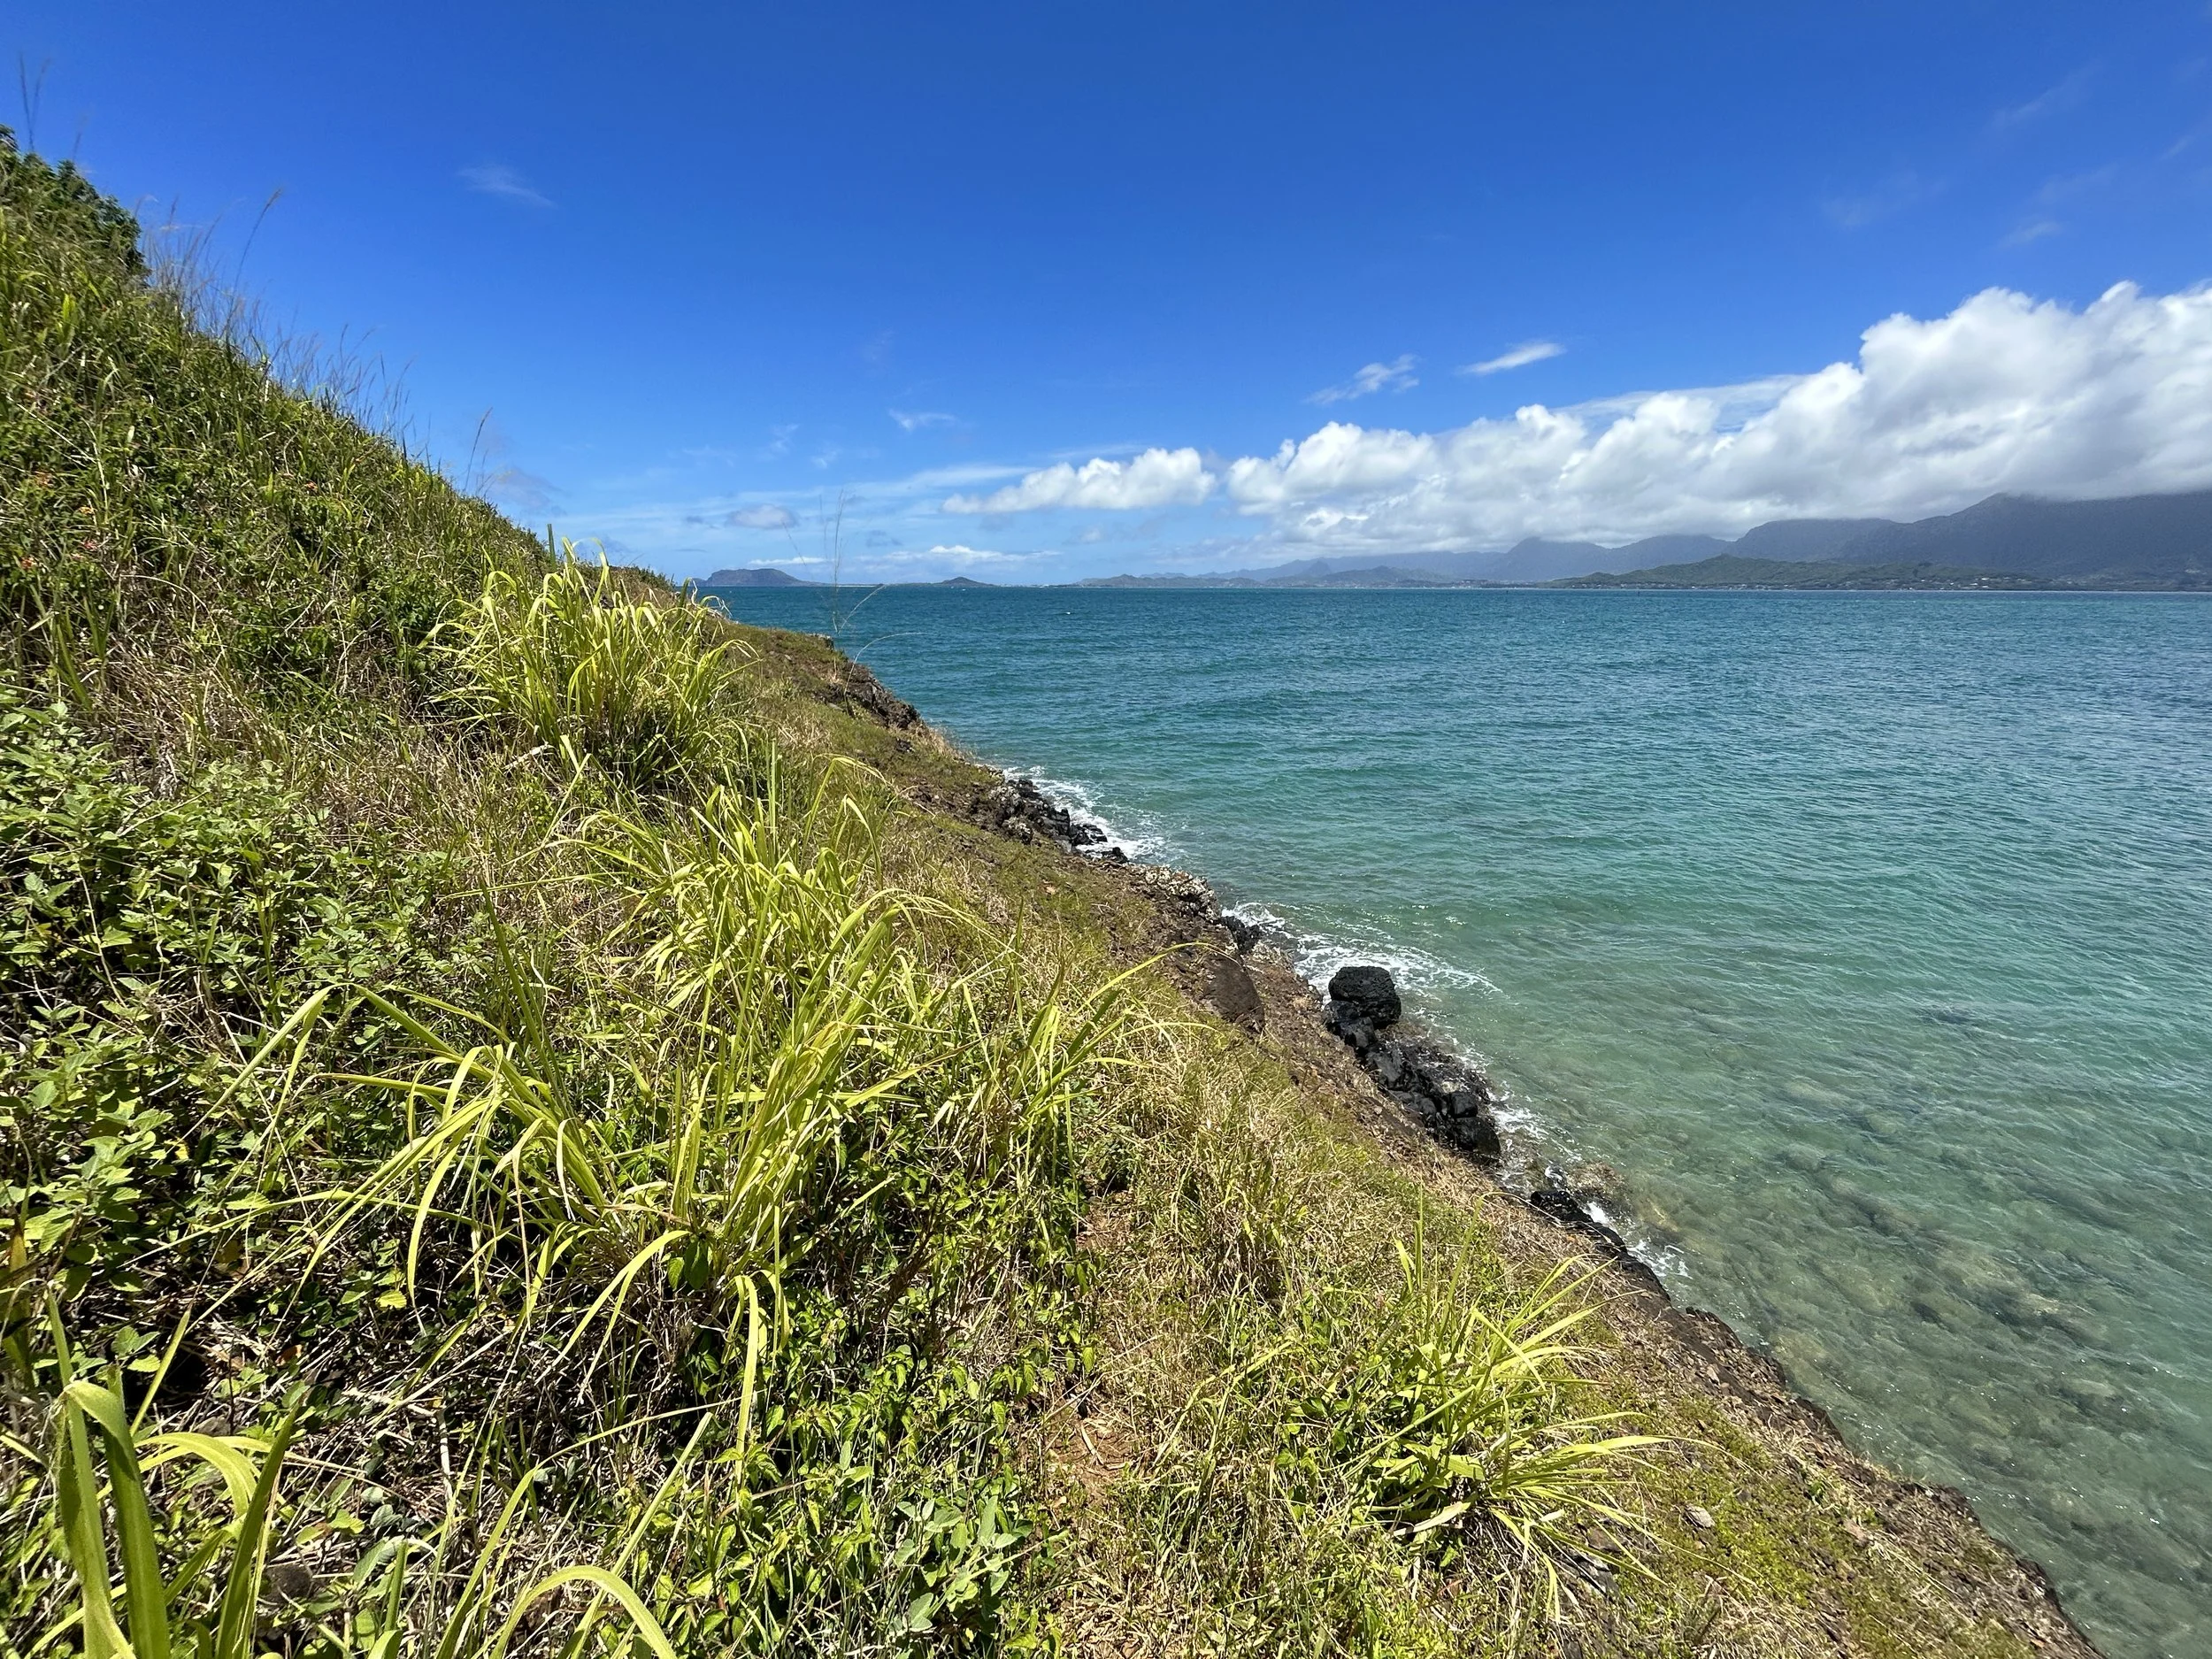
[1562, 554, 2060, 589]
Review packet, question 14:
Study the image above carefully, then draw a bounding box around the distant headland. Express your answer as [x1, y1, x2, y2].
[1070, 489, 2212, 592]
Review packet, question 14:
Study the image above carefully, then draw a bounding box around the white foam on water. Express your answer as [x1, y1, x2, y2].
[1231, 906, 1502, 1002]
[992, 782, 1692, 1294]
[1013, 768, 1175, 861]
[1228, 901, 1694, 1292]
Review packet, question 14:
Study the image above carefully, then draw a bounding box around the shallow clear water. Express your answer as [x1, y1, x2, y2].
[710, 584, 2212, 1657]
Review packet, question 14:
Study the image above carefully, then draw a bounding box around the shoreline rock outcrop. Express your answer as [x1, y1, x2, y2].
[1322, 964, 1502, 1164]
[974, 776, 1107, 852]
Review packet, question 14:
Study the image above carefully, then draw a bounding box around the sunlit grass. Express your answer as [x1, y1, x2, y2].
[445, 555, 749, 789]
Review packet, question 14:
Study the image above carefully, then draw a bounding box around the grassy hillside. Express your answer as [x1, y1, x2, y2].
[2, 131, 2095, 1659]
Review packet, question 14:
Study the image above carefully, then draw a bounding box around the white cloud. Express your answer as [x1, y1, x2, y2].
[1824, 170, 1936, 229]
[875, 544, 1050, 570]
[1461, 340, 1565, 377]
[890, 408, 957, 431]
[726, 503, 797, 529]
[1992, 66, 2096, 132]
[1310, 355, 1419, 404]
[1039, 281, 2212, 550]
[458, 163, 552, 208]
[2004, 219, 2064, 248]
[944, 447, 1215, 513]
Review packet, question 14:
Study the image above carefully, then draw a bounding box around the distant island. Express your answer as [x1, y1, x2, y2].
[704, 566, 810, 586]
[1080, 489, 2212, 591]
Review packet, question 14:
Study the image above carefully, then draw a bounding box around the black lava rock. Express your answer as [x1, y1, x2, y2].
[1324, 1002, 1379, 1053]
[1327, 964, 1401, 1027]
[977, 778, 1106, 853]
[1443, 1110, 1502, 1162]
[1371, 1042, 1409, 1088]
[1527, 1187, 1630, 1256]
[1316, 965, 1504, 1166]
[833, 661, 921, 728]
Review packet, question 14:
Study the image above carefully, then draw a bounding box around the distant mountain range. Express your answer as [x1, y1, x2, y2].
[1564, 556, 2050, 591]
[1084, 490, 2212, 590]
[702, 569, 995, 588]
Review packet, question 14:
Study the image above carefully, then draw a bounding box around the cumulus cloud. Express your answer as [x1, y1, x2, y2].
[1461, 340, 1564, 376]
[1310, 355, 1419, 404]
[459, 163, 552, 208]
[1045, 282, 2212, 550]
[944, 447, 1215, 513]
[726, 503, 797, 530]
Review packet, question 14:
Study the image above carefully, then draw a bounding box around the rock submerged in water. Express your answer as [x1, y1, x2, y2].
[1528, 1187, 1631, 1255]
[1326, 964, 1402, 1026]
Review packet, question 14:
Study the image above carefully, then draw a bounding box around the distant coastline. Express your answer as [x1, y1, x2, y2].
[704, 487, 2212, 595]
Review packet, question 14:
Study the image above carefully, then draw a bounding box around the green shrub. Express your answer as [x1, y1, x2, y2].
[1349, 1240, 1660, 1625]
[0, 692, 459, 1331]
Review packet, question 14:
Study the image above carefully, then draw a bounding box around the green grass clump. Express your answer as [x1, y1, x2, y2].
[448, 557, 750, 789]
[1349, 1242, 1659, 1624]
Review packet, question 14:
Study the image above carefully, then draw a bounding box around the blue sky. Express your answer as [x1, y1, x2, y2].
[16, 2, 2212, 580]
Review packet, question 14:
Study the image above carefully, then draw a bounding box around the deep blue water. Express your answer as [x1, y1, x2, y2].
[710, 584, 2212, 1658]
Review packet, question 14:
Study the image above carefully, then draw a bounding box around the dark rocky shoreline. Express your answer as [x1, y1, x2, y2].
[1319, 963, 1504, 1164]
[980, 773, 1657, 1269]
[958, 760, 1668, 1267]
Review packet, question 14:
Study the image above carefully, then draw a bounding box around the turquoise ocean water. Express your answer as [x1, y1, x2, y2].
[708, 584, 2212, 1657]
